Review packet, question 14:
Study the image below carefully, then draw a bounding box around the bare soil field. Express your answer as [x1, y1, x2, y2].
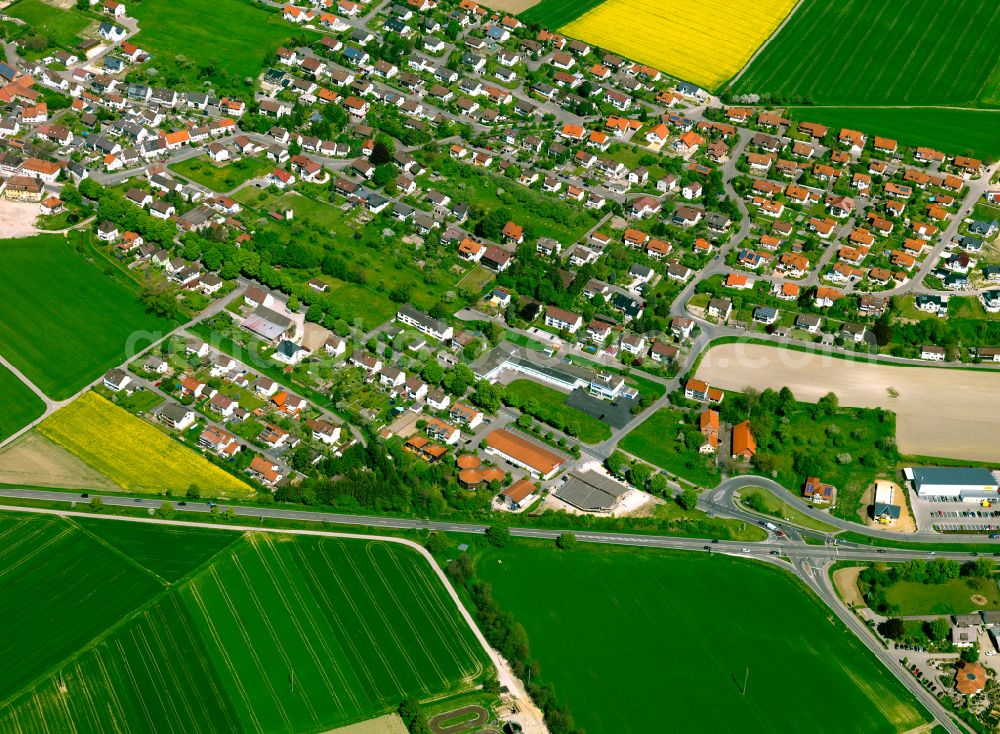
[833, 566, 865, 609]
[0, 200, 41, 239]
[696, 343, 1000, 462]
[0, 432, 120, 490]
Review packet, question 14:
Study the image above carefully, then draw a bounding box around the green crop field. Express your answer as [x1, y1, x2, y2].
[733, 0, 1000, 107]
[620, 408, 721, 486]
[477, 544, 929, 734]
[170, 155, 271, 192]
[0, 363, 45, 441]
[0, 235, 174, 400]
[0, 514, 164, 699]
[518, 0, 606, 27]
[787, 107, 1000, 159]
[71, 517, 240, 582]
[0, 513, 489, 733]
[130, 0, 317, 91]
[504, 379, 611, 443]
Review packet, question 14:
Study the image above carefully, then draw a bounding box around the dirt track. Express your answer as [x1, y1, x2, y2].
[695, 343, 1000, 462]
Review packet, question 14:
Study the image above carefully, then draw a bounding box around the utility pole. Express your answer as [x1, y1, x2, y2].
[742, 667, 749, 696]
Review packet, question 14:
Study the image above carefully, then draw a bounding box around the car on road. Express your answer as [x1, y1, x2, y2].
[741, 547, 751, 552]
[703, 545, 711, 551]
[711, 539, 719, 543]
[876, 549, 886, 553]
[80, 493, 88, 498]
[769, 550, 779, 556]
[971, 552, 979, 556]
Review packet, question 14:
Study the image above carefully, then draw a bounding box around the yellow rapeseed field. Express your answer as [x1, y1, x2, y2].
[561, 0, 798, 91]
[39, 392, 254, 498]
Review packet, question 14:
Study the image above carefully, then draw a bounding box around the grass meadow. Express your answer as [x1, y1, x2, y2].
[885, 577, 1000, 616]
[0, 514, 489, 733]
[0, 235, 174, 400]
[6, 0, 91, 49]
[788, 106, 1000, 159]
[477, 543, 930, 734]
[504, 379, 611, 443]
[169, 155, 271, 192]
[0, 364, 45, 441]
[733, 0, 1000, 107]
[130, 0, 315, 86]
[560, 0, 797, 90]
[38, 392, 254, 498]
[619, 408, 721, 486]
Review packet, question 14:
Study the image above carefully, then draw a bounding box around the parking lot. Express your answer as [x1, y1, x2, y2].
[912, 494, 1000, 536]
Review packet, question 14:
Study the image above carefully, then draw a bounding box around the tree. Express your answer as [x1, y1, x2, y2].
[605, 450, 626, 477]
[649, 473, 668, 494]
[139, 273, 180, 319]
[421, 360, 444, 385]
[155, 501, 175, 519]
[471, 379, 502, 413]
[818, 392, 839, 415]
[927, 617, 950, 641]
[629, 462, 651, 489]
[89, 496, 104, 512]
[446, 552, 473, 585]
[877, 617, 905, 640]
[556, 532, 577, 550]
[677, 488, 699, 510]
[516, 413, 533, 430]
[398, 697, 429, 734]
[370, 141, 392, 165]
[961, 645, 980, 663]
[486, 524, 510, 548]
[186, 484, 201, 500]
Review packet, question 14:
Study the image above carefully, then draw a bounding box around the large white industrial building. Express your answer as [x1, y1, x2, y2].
[905, 467, 999, 500]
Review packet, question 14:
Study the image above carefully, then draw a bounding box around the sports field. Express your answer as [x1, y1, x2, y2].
[478, 544, 929, 733]
[560, 0, 797, 90]
[0, 513, 490, 733]
[0, 235, 174, 400]
[38, 392, 254, 498]
[733, 0, 1000, 107]
[131, 0, 316, 85]
[787, 107, 1000, 159]
[0, 363, 45, 441]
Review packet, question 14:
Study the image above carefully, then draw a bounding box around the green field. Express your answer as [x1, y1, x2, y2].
[0, 513, 489, 733]
[71, 517, 240, 582]
[787, 106, 1000, 159]
[477, 544, 929, 734]
[885, 576, 1000, 615]
[130, 0, 315, 89]
[0, 236, 174, 400]
[733, 0, 1000, 107]
[7, 0, 91, 49]
[518, 0, 607, 27]
[0, 363, 45, 441]
[504, 379, 611, 443]
[170, 155, 270, 192]
[620, 408, 721, 486]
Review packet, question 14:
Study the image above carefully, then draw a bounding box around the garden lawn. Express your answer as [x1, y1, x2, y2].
[733, 0, 1000, 108]
[504, 379, 611, 443]
[620, 408, 721, 486]
[0, 364, 45, 441]
[6, 0, 91, 49]
[38, 392, 254, 498]
[129, 0, 314, 86]
[169, 155, 270, 192]
[787, 107, 1000, 159]
[477, 543, 929, 734]
[0, 235, 174, 400]
[884, 577, 1000, 616]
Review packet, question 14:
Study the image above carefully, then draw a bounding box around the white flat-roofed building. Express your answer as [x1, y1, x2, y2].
[906, 467, 999, 500]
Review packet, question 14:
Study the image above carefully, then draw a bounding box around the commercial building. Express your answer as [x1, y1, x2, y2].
[905, 467, 999, 500]
[555, 471, 628, 513]
[484, 429, 564, 480]
[472, 344, 626, 401]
